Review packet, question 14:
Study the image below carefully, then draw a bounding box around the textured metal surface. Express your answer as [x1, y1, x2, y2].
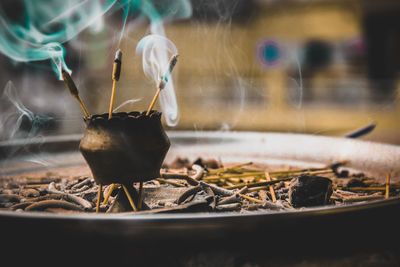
[79, 111, 170, 185]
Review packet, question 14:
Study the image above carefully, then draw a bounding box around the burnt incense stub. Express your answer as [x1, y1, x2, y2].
[79, 111, 170, 185]
[288, 175, 333, 208]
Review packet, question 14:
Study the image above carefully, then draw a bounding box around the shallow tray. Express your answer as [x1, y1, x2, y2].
[1, 131, 400, 264]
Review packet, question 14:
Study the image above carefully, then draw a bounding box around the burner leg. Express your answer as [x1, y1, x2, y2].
[138, 182, 144, 209]
[122, 185, 137, 211]
[102, 183, 116, 205]
[385, 173, 391, 199]
[96, 184, 103, 213]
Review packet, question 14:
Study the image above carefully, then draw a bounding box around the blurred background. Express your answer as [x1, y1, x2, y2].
[0, 0, 399, 144]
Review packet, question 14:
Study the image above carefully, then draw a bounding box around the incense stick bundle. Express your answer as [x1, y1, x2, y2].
[62, 70, 90, 118]
[146, 54, 179, 116]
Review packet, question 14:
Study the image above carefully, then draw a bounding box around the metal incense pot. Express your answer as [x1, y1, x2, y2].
[62, 49, 176, 211]
[79, 110, 170, 186]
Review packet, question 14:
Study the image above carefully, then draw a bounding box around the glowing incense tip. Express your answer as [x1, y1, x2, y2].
[115, 49, 122, 62]
[146, 54, 179, 116]
[61, 69, 90, 118]
[62, 69, 79, 97]
[165, 54, 178, 79]
[159, 54, 179, 90]
[112, 49, 122, 81]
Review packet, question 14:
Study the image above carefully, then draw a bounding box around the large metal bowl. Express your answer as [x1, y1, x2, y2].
[1, 131, 400, 265]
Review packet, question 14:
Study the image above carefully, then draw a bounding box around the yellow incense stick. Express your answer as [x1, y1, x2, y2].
[138, 182, 144, 210]
[146, 54, 178, 116]
[102, 183, 116, 205]
[146, 88, 161, 116]
[385, 173, 391, 199]
[62, 70, 90, 118]
[108, 81, 117, 119]
[265, 172, 277, 202]
[122, 185, 137, 211]
[238, 193, 264, 204]
[108, 49, 122, 119]
[96, 184, 102, 213]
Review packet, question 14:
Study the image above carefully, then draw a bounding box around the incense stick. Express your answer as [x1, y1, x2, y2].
[122, 185, 137, 211]
[385, 173, 391, 199]
[138, 182, 144, 209]
[108, 49, 122, 119]
[265, 172, 277, 202]
[103, 50, 123, 202]
[61, 70, 90, 118]
[146, 54, 178, 116]
[96, 184, 102, 213]
[102, 183, 116, 205]
[237, 193, 264, 204]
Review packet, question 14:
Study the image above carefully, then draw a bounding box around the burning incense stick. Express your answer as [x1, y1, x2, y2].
[98, 49, 123, 211]
[108, 49, 122, 119]
[62, 70, 90, 118]
[146, 54, 178, 116]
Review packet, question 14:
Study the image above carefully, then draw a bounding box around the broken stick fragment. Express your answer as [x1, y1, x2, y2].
[265, 172, 277, 202]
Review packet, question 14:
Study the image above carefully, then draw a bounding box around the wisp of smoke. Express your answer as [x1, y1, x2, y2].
[0, 0, 193, 128]
[113, 97, 143, 112]
[136, 34, 179, 126]
[0, 0, 121, 79]
[0, 81, 53, 140]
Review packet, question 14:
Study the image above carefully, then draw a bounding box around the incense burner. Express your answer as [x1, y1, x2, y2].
[79, 110, 170, 185]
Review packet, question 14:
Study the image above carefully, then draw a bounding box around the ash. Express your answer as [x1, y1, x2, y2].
[0, 157, 398, 214]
